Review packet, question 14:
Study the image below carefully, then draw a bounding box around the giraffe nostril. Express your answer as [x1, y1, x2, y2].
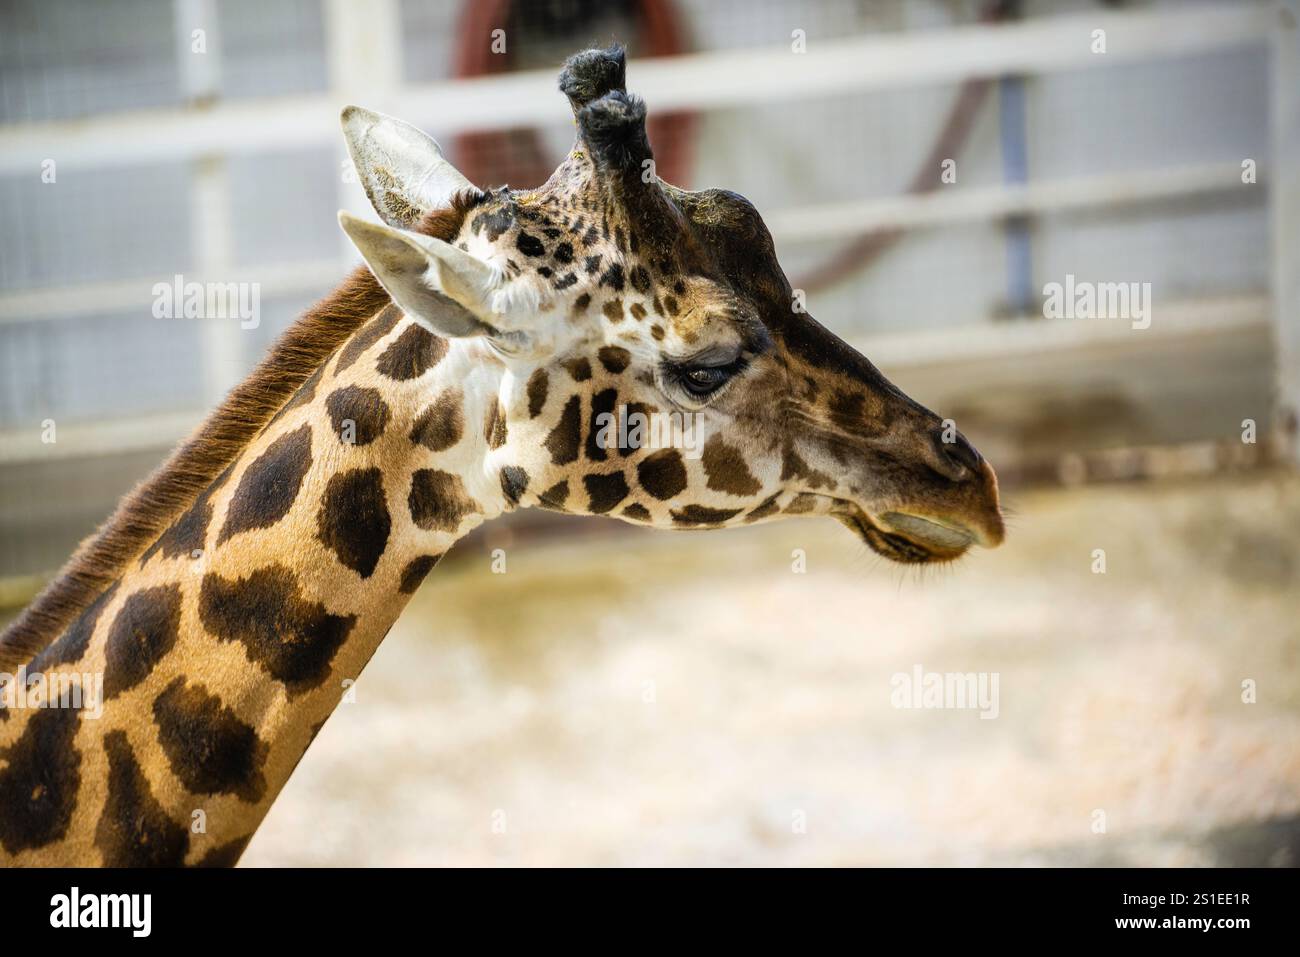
[932, 427, 983, 479]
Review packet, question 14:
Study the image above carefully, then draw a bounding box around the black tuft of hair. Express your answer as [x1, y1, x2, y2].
[577, 89, 651, 174]
[558, 45, 627, 111]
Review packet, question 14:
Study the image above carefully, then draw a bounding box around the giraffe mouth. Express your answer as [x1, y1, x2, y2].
[835, 508, 976, 564]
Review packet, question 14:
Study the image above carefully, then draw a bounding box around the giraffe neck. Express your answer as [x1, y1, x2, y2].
[0, 313, 511, 865]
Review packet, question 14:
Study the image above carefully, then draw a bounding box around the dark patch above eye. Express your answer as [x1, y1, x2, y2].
[829, 390, 869, 433]
[516, 232, 545, 256]
[598, 346, 631, 374]
[562, 357, 592, 382]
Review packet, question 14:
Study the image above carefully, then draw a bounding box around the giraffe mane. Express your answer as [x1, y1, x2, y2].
[0, 196, 477, 670]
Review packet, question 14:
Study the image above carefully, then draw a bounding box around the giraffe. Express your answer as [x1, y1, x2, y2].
[0, 46, 1003, 866]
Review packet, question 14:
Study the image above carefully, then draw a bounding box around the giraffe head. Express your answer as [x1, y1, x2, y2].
[340, 46, 1003, 564]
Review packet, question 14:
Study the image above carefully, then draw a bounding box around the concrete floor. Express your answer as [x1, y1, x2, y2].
[236, 470, 1300, 866]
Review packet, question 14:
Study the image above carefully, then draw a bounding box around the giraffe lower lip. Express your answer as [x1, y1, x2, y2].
[878, 512, 976, 550]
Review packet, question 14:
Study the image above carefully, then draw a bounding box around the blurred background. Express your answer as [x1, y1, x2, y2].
[1, 0, 1297, 865]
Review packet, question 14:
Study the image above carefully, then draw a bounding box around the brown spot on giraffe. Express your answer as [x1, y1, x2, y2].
[199, 566, 356, 695]
[95, 730, 190, 867]
[0, 707, 82, 854]
[526, 369, 549, 417]
[597, 346, 631, 374]
[398, 554, 442, 594]
[218, 424, 313, 545]
[584, 471, 630, 514]
[335, 305, 402, 374]
[316, 467, 392, 578]
[483, 401, 508, 449]
[544, 395, 582, 465]
[409, 388, 465, 452]
[103, 583, 183, 700]
[637, 449, 688, 500]
[152, 677, 269, 802]
[28, 583, 119, 673]
[671, 505, 742, 526]
[325, 386, 391, 447]
[408, 469, 480, 533]
[376, 325, 447, 380]
[702, 435, 763, 496]
[499, 466, 529, 506]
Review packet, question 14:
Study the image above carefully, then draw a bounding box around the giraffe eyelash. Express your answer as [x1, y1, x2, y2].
[660, 354, 749, 401]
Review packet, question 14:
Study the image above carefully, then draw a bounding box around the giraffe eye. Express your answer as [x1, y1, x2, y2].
[670, 356, 747, 399]
[684, 366, 729, 394]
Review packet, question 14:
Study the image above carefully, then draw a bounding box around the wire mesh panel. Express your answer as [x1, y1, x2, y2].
[0, 0, 182, 123]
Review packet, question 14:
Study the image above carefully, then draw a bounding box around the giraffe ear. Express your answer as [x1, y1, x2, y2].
[341, 106, 475, 228]
[338, 211, 499, 339]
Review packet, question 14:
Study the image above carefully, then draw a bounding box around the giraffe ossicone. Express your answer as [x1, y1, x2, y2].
[0, 45, 1003, 866]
